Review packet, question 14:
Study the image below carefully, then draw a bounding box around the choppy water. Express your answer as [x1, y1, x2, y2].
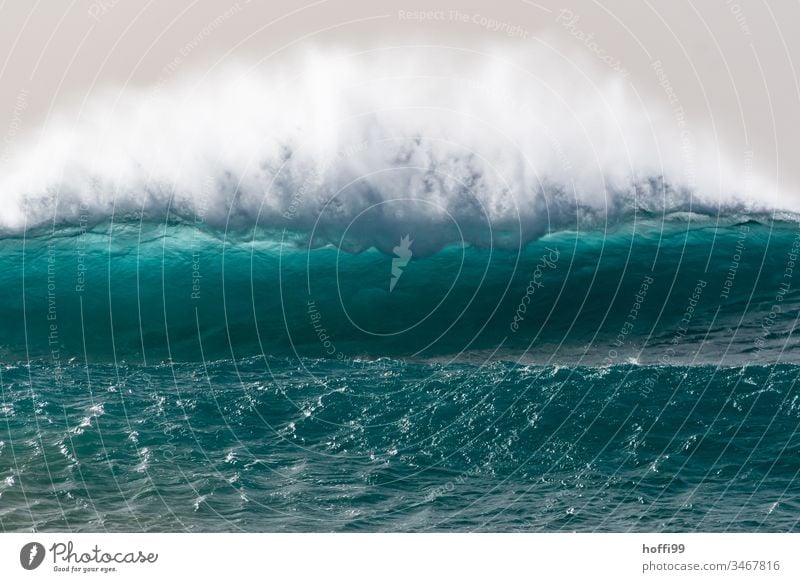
[1, 218, 800, 531]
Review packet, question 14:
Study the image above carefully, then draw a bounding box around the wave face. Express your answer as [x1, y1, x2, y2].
[3, 218, 799, 365]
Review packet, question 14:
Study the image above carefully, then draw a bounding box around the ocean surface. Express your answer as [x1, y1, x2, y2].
[2, 216, 800, 532]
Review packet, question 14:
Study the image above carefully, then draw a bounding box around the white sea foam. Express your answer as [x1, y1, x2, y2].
[0, 48, 785, 252]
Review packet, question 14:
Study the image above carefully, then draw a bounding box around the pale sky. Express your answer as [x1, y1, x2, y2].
[1, 0, 798, 199]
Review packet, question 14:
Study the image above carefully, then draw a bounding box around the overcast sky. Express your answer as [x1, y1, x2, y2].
[1, 0, 798, 198]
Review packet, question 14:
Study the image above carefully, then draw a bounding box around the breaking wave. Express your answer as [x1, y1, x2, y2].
[0, 49, 788, 254]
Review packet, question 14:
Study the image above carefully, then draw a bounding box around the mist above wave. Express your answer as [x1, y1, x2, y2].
[0, 48, 781, 252]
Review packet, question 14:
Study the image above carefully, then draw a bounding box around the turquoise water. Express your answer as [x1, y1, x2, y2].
[2, 217, 800, 531]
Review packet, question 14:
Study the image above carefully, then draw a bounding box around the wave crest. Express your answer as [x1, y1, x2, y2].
[0, 49, 782, 251]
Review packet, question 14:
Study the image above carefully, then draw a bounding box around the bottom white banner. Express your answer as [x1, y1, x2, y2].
[0, 533, 795, 581]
